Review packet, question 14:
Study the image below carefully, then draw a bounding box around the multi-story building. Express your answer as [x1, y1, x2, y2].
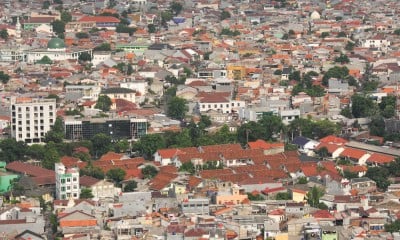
[64, 117, 147, 141]
[10, 97, 56, 144]
[55, 162, 80, 200]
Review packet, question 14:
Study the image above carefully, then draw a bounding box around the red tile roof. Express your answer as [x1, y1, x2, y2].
[78, 16, 121, 23]
[315, 142, 342, 154]
[319, 135, 347, 145]
[340, 148, 367, 160]
[6, 161, 55, 178]
[366, 153, 394, 164]
[80, 176, 101, 187]
[247, 139, 284, 150]
[148, 172, 177, 191]
[312, 210, 335, 220]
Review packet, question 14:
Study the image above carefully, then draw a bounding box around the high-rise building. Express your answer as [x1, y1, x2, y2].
[55, 163, 80, 200]
[10, 97, 56, 144]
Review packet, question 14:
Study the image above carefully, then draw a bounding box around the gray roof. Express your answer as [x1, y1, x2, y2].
[345, 141, 400, 157]
[101, 88, 135, 94]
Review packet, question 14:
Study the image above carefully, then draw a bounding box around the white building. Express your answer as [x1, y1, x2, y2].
[26, 38, 92, 64]
[280, 109, 300, 125]
[10, 97, 56, 144]
[55, 163, 80, 200]
[65, 85, 101, 101]
[362, 35, 390, 52]
[92, 51, 111, 66]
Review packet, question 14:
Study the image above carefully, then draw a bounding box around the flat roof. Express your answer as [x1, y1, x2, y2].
[345, 141, 400, 157]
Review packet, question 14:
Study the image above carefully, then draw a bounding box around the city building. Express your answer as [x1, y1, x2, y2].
[25, 37, 93, 63]
[10, 97, 56, 144]
[64, 117, 147, 141]
[55, 162, 80, 200]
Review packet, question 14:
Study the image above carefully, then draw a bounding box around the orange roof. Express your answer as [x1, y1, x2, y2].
[319, 135, 347, 145]
[248, 139, 284, 150]
[367, 153, 395, 164]
[315, 142, 342, 154]
[78, 16, 120, 23]
[312, 210, 335, 219]
[340, 148, 367, 159]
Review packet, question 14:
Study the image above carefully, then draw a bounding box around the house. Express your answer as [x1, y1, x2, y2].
[58, 210, 99, 236]
[285, 203, 306, 217]
[101, 88, 137, 105]
[280, 109, 301, 125]
[290, 188, 308, 203]
[215, 184, 248, 205]
[154, 147, 197, 166]
[292, 136, 319, 155]
[14, 230, 45, 240]
[339, 148, 370, 165]
[350, 177, 377, 194]
[77, 16, 120, 30]
[247, 139, 285, 155]
[79, 176, 118, 199]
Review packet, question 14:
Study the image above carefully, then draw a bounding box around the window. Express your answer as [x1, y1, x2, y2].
[73, 177, 77, 182]
[73, 193, 77, 197]
[67, 178, 71, 182]
[61, 187, 65, 192]
[61, 179, 66, 184]
[67, 186, 71, 190]
[73, 185, 77, 189]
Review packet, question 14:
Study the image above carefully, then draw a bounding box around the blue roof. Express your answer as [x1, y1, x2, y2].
[173, 17, 186, 24]
[292, 136, 310, 146]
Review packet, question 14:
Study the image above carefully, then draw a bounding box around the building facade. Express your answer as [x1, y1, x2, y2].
[64, 117, 147, 141]
[55, 163, 80, 200]
[10, 97, 56, 144]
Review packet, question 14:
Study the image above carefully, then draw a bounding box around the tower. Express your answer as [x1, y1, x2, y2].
[15, 17, 22, 45]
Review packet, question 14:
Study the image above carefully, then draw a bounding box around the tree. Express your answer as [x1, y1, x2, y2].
[134, 134, 166, 159]
[258, 115, 284, 141]
[351, 94, 375, 118]
[274, 69, 282, 75]
[213, 125, 237, 144]
[369, 116, 386, 137]
[316, 147, 329, 159]
[297, 177, 308, 184]
[91, 133, 112, 158]
[334, 54, 350, 64]
[220, 10, 231, 20]
[320, 32, 329, 39]
[306, 186, 324, 208]
[28, 144, 46, 160]
[123, 181, 137, 192]
[275, 192, 291, 200]
[170, 1, 183, 15]
[385, 220, 400, 233]
[322, 66, 349, 86]
[36, 55, 53, 64]
[365, 167, 390, 190]
[337, 31, 346, 38]
[161, 11, 173, 25]
[113, 139, 130, 153]
[114, 63, 133, 75]
[147, 24, 156, 33]
[343, 170, 358, 180]
[289, 70, 301, 81]
[116, 24, 136, 36]
[93, 43, 111, 51]
[313, 119, 340, 139]
[42, 0, 50, 9]
[362, 81, 379, 92]
[80, 188, 94, 199]
[60, 11, 72, 23]
[0, 29, 9, 40]
[45, 117, 64, 143]
[179, 162, 195, 175]
[42, 143, 60, 170]
[75, 32, 89, 39]
[394, 29, 400, 35]
[0, 139, 27, 163]
[80, 163, 105, 179]
[345, 41, 355, 51]
[51, 20, 65, 38]
[141, 165, 158, 179]
[167, 97, 188, 120]
[78, 52, 92, 62]
[95, 95, 112, 112]
[0, 71, 10, 84]
[106, 168, 126, 184]
[172, 129, 193, 147]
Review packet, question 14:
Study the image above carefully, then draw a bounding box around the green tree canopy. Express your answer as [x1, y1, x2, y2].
[0, 71, 10, 84]
[167, 97, 188, 120]
[75, 32, 89, 39]
[385, 220, 400, 233]
[334, 53, 350, 64]
[306, 186, 325, 208]
[322, 66, 349, 86]
[0, 139, 27, 162]
[61, 11, 72, 23]
[44, 117, 65, 143]
[134, 134, 166, 159]
[106, 168, 126, 184]
[141, 165, 158, 179]
[147, 24, 156, 33]
[365, 167, 390, 190]
[220, 10, 231, 20]
[95, 95, 112, 112]
[78, 52, 92, 62]
[170, 1, 183, 15]
[0, 29, 9, 40]
[42, 143, 60, 170]
[94, 42, 111, 51]
[80, 188, 94, 199]
[351, 94, 375, 118]
[123, 180, 137, 192]
[91, 133, 112, 158]
[51, 20, 65, 38]
[37, 55, 53, 64]
[80, 162, 105, 179]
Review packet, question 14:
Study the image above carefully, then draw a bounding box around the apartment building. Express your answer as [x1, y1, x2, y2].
[55, 162, 80, 200]
[10, 97, 56, 144]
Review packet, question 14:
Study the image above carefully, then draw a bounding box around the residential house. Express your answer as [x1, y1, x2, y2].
[280, 109, 301, 125]
[292, 136, 319, 155]
[350, 177, 377, 194]
[58, 210, 99, 237]
[101, 87, 137, 105]
[215, 184, 248, 205]
[79, 176, 118, 199]
[77, 16, 120, 30]
[290, 188, 308, 203]
[180, 198, 210, 215]
[339, 148, 370, 165]
[247, 139, 285, 155]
